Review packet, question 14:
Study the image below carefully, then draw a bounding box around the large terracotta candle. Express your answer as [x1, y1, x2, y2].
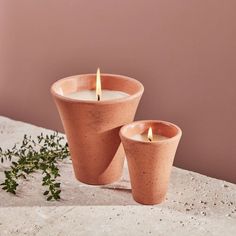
[120, 120, 182, 205]
[51, 69, 144, 185]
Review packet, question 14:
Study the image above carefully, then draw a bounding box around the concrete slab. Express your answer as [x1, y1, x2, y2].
[0, 116, 236, 235]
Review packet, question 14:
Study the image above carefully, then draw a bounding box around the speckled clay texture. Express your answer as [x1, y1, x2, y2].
[120, 120, 182, 205]
[51, 74, 143, 185]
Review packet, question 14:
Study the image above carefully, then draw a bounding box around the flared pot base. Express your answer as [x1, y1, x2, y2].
[74, 172, 123, 186]
[132, 194, 166, 205]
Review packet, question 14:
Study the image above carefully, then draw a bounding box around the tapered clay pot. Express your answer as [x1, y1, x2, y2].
[120, 120, 182, 205]
[51, 74, 143, 185]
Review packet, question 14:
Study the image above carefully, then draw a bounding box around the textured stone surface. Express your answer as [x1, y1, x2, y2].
[0, 116, 236, 235]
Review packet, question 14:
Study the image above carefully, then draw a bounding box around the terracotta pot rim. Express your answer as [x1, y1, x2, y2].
[120, 120, 182, 144]
[50, 73, 144, 105]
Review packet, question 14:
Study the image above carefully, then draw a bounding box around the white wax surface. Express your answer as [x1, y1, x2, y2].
[64, 90, 129, 101]
[132, 133, 169, 142]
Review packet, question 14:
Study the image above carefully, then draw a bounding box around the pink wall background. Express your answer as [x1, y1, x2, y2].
[1, 0, 236, 183]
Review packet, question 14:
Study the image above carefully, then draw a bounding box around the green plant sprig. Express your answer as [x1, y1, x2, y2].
[0, 132, 69, 201]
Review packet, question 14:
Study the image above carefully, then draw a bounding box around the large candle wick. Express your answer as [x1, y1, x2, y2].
[96, 68, 102, 101]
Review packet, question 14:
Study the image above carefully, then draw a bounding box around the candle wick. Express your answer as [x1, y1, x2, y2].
[97, 94, 100, 101]
[148, 138, 152, 142]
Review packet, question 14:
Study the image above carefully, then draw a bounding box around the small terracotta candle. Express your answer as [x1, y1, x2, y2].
[51, 69, 144, 185]
[120, 120, 182, 205]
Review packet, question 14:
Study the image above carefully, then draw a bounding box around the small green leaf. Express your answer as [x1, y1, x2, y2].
[54, 183, 60, 188]
[55, 190, 61, 195]
[47, 196, 53, 201]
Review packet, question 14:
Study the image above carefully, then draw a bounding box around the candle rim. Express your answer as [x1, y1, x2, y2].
[120, 120, 182, 144]
[51, 73, 144, 105]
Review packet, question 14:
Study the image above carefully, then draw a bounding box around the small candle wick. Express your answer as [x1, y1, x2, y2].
[147, 127, 153, 142]
[97, 94, 101, 101]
